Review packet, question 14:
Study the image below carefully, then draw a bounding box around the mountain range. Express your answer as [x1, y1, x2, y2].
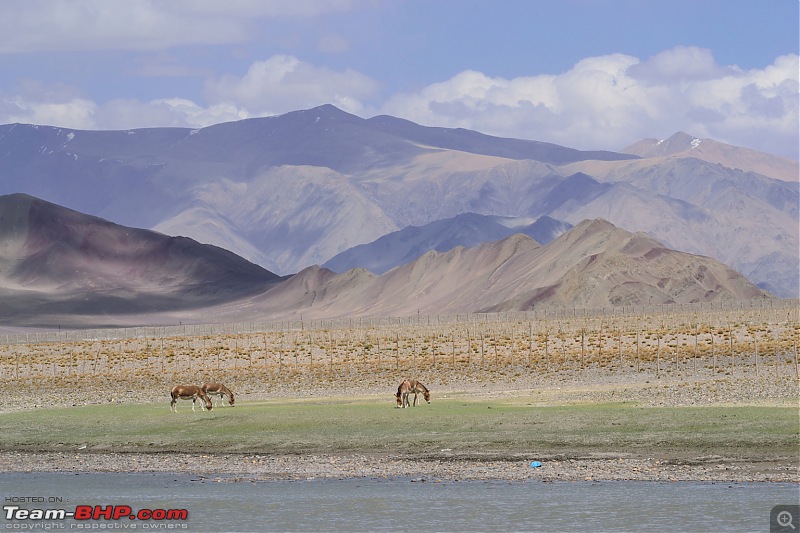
[0, 105, 797, 305]
[322, 213, 572, 275]
[0, 193, 771, 328]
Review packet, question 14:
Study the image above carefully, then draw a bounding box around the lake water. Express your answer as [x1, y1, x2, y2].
[1, 473, 797, 532]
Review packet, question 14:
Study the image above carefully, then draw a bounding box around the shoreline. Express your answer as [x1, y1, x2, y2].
[1, 449, 796, 483]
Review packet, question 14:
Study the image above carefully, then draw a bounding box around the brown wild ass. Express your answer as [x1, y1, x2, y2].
[170, 385, 213, 413]
[395, 379, 431, 408]
[201, 382, 235, 407]
[395, 380, 409, 407]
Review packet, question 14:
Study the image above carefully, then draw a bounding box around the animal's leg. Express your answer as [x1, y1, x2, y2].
[170, 399, 176, 412]
[191, 399, 196, 412]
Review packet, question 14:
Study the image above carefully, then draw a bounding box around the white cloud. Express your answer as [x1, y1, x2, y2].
[0, 55, 378, 130]
[204, 55, 380, 116]
[0, 1, 237, 53]
[0, 0, 364, 54]
[0, 95, 97, 129]
[92, 98, 246, 130]
[170, 0, 362, 18]
[0, 90, 244, 131]
[627, 46, 737, 83]
[380, 47, 800, 159]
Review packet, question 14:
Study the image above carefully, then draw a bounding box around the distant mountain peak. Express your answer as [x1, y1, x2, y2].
[295, 103, 363, 123]
[569, 217, 619, 237]
[621, 131, 798, 182]
[623, 132, 702, 157]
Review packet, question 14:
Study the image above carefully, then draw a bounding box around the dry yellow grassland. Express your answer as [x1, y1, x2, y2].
[1, 301, 797, 409]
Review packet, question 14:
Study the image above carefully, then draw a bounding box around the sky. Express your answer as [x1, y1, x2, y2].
[0, 0, 797, 159]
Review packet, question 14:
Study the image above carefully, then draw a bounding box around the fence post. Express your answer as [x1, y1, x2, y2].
[656, 334, 661, 377]
[754, 333, 759, 377]
[544, 332, 549, 370]
[480, 333, 485, 368]
[581, 328, 585, 369]
[528, 323, 533, 367]
[711, 333, 715, 373]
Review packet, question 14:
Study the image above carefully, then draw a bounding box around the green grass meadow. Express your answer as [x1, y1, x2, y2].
[1, 395, 796, 459]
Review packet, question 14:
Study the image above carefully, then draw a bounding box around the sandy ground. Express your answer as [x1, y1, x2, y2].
[1, 369, 798, 483]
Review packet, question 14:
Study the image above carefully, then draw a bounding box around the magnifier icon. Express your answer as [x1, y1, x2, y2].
[778, 510, 796, 530]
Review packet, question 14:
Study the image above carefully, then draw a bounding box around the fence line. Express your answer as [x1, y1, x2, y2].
[1, 299, 796, 347]
[1, 299, 798, 386]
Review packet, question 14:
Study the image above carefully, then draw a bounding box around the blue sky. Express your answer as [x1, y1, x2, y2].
[0, 0, 797, 158]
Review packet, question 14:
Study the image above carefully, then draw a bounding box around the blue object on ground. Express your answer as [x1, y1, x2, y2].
[529, 461, 542, 468]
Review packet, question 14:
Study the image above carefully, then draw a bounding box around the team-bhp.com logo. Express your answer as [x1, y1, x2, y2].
[4, 504, 189, 529]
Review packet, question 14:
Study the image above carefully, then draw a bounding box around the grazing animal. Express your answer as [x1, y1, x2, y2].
[395, 380, 410, 407]
[395, 379, 431, 408]
[170, 385, 213, 413]
[201, 382, 235, 407]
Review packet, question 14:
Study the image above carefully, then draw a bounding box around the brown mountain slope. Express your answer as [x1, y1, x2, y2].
[486, 219, 769, 310]
[228, 219, 771, 321]
[0, 193, 280, 322]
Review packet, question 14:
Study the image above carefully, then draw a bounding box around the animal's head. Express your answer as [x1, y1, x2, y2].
[423, 390, 431, 404]
[201, 391, 213, 411]
[395, 391, 402, 407]
[228, 393, 235, 407]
